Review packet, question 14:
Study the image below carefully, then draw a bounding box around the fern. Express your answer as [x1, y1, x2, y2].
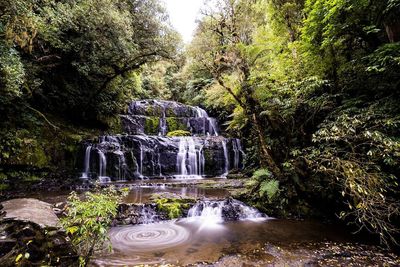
[259, 179, 279, 200]
[252, 168, 271, 181]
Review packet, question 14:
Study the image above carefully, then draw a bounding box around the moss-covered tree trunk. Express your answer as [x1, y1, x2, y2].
[251, 112, 281, 177]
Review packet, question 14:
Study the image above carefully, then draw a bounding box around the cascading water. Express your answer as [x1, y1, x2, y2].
[176, 137, 204, 179]
[232, 139, 245, 169]
[187, 199, 267, 227]
[80, 145, 92, 179]
[139, 142, 144, 178]
[80, 100, 244, 181]
[157, 101, 168, 136]
[221, 140, 229, 176]
[195, 106, 219, 136]
[98, 150, 111, 183]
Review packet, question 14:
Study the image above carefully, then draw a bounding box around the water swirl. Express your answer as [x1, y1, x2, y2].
[110, 222, 190, 252]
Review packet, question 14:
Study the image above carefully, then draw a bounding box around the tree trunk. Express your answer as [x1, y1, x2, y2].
[385, 19, 400, 43]
[251, 113, 282, 178]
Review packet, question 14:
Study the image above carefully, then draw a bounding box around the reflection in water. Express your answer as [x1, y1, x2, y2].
[94, 218, 351, 266]
[28, 185, 230, 204]
[123, 186, 229, 204]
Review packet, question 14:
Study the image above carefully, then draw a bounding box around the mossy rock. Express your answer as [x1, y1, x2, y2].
[106, 116, 123, 134]
[166, 130, 191, 137]
[144, 116, 160, 135]
[166, 117, 188, 132]
[151, 193, 194, 219]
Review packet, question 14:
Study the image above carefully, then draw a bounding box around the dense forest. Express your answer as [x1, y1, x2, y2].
[1, 0, 400, 264]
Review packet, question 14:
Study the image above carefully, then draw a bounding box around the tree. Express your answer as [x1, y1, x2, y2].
[188, 0, 282, 176]
[0, 0, 181, 124]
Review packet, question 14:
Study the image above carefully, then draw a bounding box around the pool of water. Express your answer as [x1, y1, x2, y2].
[27, 178, 230, 204]
[93, 218, 353, 266]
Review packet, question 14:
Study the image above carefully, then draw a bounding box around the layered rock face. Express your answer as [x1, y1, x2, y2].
[80, 100, 244, 181]
[121, 100, 219, 136]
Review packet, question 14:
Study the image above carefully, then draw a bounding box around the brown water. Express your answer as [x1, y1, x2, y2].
[25, 179, 400, 266]
[124, 186, 229, 203]
[93, 218, 354, 266]
[27, 183, 229, 204]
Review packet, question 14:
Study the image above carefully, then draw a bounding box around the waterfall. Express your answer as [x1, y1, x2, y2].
[138, 204, 158, 224]
[222, 140, 229, 176]
[98, 150, 110, 183]
[80, 145, 92, 179]
[187, 199, 267, 226]
[139, 142, 144, 178]
[176, 137, 203, 179]
[194, 107, 219, 136]
[158, 109, 167, 136]
[232, 140, 239, 169]
[188, 201, 224, 226]
[116, 151, 126, 181]
[80, 100, 245, 181]
[232, 139, 244, 169]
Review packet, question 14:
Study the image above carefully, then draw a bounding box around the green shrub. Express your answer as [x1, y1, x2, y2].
[61, 186, 128, 267]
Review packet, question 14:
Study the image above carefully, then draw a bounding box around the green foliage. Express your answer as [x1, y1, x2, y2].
[248, 168, 280, 201]
[180, 0, 400, 246]
[166, 118, 188, 132]
[61, 186, 128, 266]
[301, 97, 400, 246]
[166, 130, 191, 137]
[144, 116, 160, 135]
[259, 179, 280, 200]
[0, 45, 25, 100]
[252, 168, 272, 181]
[0, 0, 180, 125]
[154, 197, 190, 219]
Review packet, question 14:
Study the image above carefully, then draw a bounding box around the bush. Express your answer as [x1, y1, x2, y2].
[61, 186, 128, 267]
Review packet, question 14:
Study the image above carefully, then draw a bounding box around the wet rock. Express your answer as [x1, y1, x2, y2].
[82, 135, 242, 179]
[0, 198, 77, 266]
[115, 203, 167, 225]
[79, 100, 245, 180]
[1, 198, 59, 228]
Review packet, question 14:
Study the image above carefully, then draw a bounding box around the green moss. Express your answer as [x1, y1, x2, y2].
[166, 130, 191, 137]
[145, 105, 155, 116]
[104, 116, 123, 134]
[23, 175, 41, 182]
[152, 194, 193, 219]
[0, 183, 9, 191]
[144, 116, 160, 135]
[166, 118, 188, 132]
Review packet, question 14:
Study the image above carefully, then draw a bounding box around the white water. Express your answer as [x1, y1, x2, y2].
[187, 200, 267, 229]
[158, 105, 167, 136]
[98, 150, 110, 183]
[80, 145, 92, 178]
[176, 137, 204, 179]
[232, 139, 245, 169]
[116, 151, 127, 181]
[194, 107, 219, 136]
[221, 140, 229, 177]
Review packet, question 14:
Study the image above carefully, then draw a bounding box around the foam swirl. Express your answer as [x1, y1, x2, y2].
[110, 222, 190, 252]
